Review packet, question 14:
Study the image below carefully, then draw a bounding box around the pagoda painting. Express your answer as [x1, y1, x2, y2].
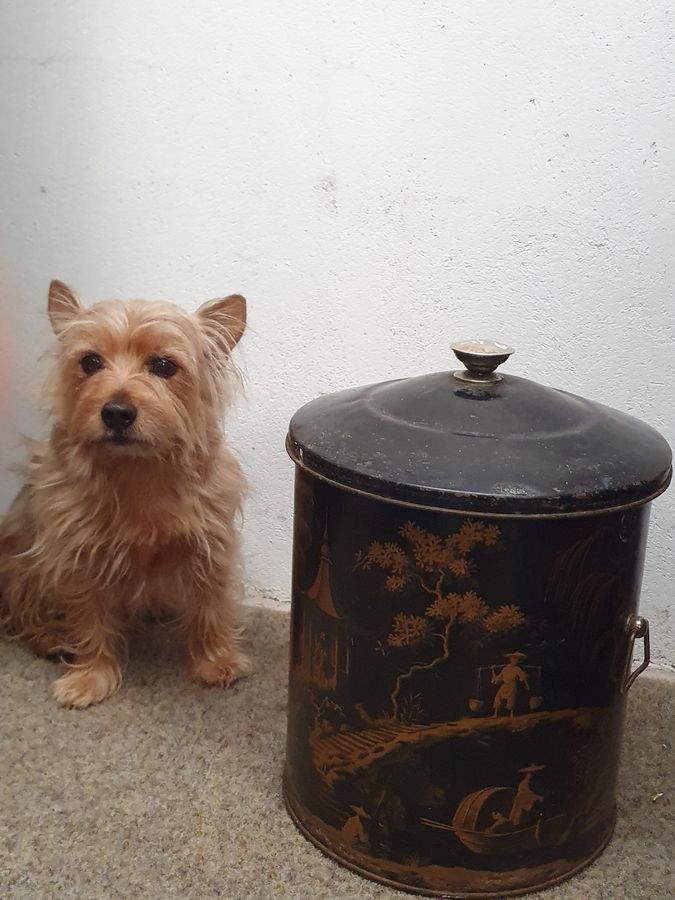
[295, 531, 349, 691]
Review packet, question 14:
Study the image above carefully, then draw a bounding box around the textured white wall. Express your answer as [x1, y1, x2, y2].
[0, 2, 673, 668]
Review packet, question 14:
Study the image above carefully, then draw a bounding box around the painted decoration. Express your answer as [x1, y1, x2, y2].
[284, 470, 649, 896]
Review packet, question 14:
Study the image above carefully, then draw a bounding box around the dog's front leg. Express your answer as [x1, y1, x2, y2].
[52, 595, 122, 709]
[185, 566, 251, 688]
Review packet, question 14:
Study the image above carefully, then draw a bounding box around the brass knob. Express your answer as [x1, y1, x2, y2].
[452, 339, 514, 384]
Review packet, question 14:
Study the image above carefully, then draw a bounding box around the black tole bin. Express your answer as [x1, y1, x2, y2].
[283, 340, 672, 898]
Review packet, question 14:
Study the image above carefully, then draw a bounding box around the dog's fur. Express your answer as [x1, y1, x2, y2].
[0, 281, 250, 708]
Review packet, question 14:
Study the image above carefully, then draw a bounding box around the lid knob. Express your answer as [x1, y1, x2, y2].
[452, 339, 514, 384]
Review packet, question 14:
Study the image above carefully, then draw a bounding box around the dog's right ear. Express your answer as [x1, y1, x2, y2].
[48, 280, 81, 334]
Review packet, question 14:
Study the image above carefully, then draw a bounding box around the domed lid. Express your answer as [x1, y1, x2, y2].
[287, 340, 672, 515]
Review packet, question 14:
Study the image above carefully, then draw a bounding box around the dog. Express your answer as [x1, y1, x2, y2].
[0, 280, 251, 708]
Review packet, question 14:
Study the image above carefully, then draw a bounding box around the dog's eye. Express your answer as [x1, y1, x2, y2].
[80, 354, 104, 375]
[148, 356, 178, 379]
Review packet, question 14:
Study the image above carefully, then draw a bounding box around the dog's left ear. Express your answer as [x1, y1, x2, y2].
[196, 294, 247, 353]
[48, 280, 81, 335]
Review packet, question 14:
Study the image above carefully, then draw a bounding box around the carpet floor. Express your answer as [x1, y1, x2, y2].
[1, 605, 672, 900]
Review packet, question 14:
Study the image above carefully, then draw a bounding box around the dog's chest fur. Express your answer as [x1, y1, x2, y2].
[25, 448, 227, 593]
[81, 468, 208, 566]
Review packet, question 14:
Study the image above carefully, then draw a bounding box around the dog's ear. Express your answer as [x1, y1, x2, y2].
[196, 294, 246, 353]
[48, 280, 81, 334]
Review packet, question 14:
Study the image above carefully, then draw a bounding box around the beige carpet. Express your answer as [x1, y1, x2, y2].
[1, 605, 673, 900]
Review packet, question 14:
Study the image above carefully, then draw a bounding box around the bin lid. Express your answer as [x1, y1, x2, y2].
[286, 339, 672, 515]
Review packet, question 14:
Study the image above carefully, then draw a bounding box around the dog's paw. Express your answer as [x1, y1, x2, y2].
[52, 663, 120, 709]
[192, 651, 252, 688]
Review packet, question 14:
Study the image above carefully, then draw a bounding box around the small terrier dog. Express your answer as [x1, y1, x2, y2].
[0, 281, 250, 707]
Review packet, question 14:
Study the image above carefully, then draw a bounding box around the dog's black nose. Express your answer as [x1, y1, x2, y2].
[101, 402, 137, 432]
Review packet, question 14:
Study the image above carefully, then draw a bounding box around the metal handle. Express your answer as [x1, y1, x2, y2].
[452, 339, 514, 384]
[621, 616, 650, 693]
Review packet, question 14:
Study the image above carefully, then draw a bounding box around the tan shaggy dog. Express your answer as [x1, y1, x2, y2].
[0, 280, 251, 708]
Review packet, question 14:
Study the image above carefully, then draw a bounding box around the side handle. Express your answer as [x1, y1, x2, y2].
[621, 616, 650, 694]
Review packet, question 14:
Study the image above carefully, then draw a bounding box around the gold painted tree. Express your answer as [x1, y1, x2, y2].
[357, 520, 525, 719]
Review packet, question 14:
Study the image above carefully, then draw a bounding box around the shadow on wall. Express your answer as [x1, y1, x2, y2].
[0, 4, 100, 512]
